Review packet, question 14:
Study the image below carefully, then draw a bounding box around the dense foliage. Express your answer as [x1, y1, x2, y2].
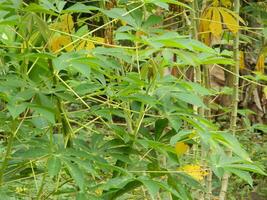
[0, 0, 266, 199]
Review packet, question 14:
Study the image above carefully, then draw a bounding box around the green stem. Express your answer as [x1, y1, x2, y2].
[0, 131, 14, 185]
[219, 0, 240, 199]
[36, 173, 47, 199]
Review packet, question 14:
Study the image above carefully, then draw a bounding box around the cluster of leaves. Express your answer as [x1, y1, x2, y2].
[0, 0, 266, 199]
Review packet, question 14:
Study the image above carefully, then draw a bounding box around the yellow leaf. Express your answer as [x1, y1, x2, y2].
[178, 164, 208, 181]
[95, 188, 103, 196]
[239, 51, 245, 69]
[75, 40, 96, 52]
[263, 86, 267, 99]
[50, 14, 74, 33]
[209, 8, 222, 37]
[212, 0, 219, 7]
[256, 54, 265, 74]
[219, 8, 239, 34]
[94, 37, 105, 43]
[60, 14, 74, 33]
[175, 142, 189, 156]
[120, 20, 127, 26]
[76, 40, 86, 51]
[49, 35, 74, 53]
[199, 8, 213, 45]
[85, 41, 95, 50]
[221, 0, 232, 8]
[221, 7, 246, 25]
[60, 36, 74, 52]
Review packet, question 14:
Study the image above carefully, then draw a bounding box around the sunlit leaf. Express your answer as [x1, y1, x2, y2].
[220, 8, 239, 34]
[210, 8, 222, 37]
[175, 142, 189, 156]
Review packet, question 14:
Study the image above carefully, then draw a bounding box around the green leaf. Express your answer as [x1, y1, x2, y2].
[102, 8, 137, 28]
[174, 92, 206, 108]
[7, 103, 27, 119]
[71, 61, 91, 78]
[93, 47, 132, 63]
[143, 15, 163, 29]
[145, 0, 191, 10]
[139, 179, 160, 199]
[224, 168, 253, 186]
[47, 156, 61, 177]
[253, 123, 267, 133]
[223, 163, 266, 175]
[64, 160, 85, 190]
[212, 132, 250, 161]
[64, 3, 98, 13]
[199, 54, 234, 65]
[24, 3, 58, 15]
[155, 118, 168, 140]
[170, 130, 194, 145]
[13, 148, 49, 159]
[30, 105, 56, 124]
[167, 115, 182, 132]
[138, 139, 175, 154]
[33, 13, 50, 41]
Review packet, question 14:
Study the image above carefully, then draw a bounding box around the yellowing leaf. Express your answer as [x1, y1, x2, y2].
[120, 20, 127, 26]
[179, 164, 208, 181]
[95, 188, 103, 196]
[49, 35, 74, 53]
[263, 86, 267, 99]
[94, 37, 105, 43]
[85, 41, 95, 50]
[209, 8, 222, 37]
[175, 142, 189, 156]
[212, 0, 219, 7]
[219, 8, 239, 34]
[221, 0, 232, 8]
[239, 51, 245, 69]
[50, 14, 74, 34]
[221, 7, 246, 25]
[76, 40, 86, 51]
[199, 8, 213, 45]
[256, 54, 265, 74]
[60, 14, 74, 33]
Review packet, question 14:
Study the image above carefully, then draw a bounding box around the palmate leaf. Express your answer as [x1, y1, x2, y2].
[210, 8, 222, 37]
[200, 6, 245, 39]
[220, 8, 239, 34]
[13, 147, 49, 159]
[102, 8, 137, 28]
[29, 104, 56, 124]
[47, 156, 61, 177]
[63, 159, 85, 191]
[63, 3, 99, 13]
[211, 131, 250, 161]
[213, 155, 266, 184]
[139, 179, 160, 200]
[7, 102, 27, 119]
[145, 0, 191, 10]
[138, 139, 176, 155]
[224, 168, 253, 186]
[170, 130, 195, 145]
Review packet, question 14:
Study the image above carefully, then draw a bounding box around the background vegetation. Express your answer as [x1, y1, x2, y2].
[0, 0, 266, 199]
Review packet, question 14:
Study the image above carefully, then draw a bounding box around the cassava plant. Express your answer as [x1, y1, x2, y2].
[0, 0, 266, 200]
